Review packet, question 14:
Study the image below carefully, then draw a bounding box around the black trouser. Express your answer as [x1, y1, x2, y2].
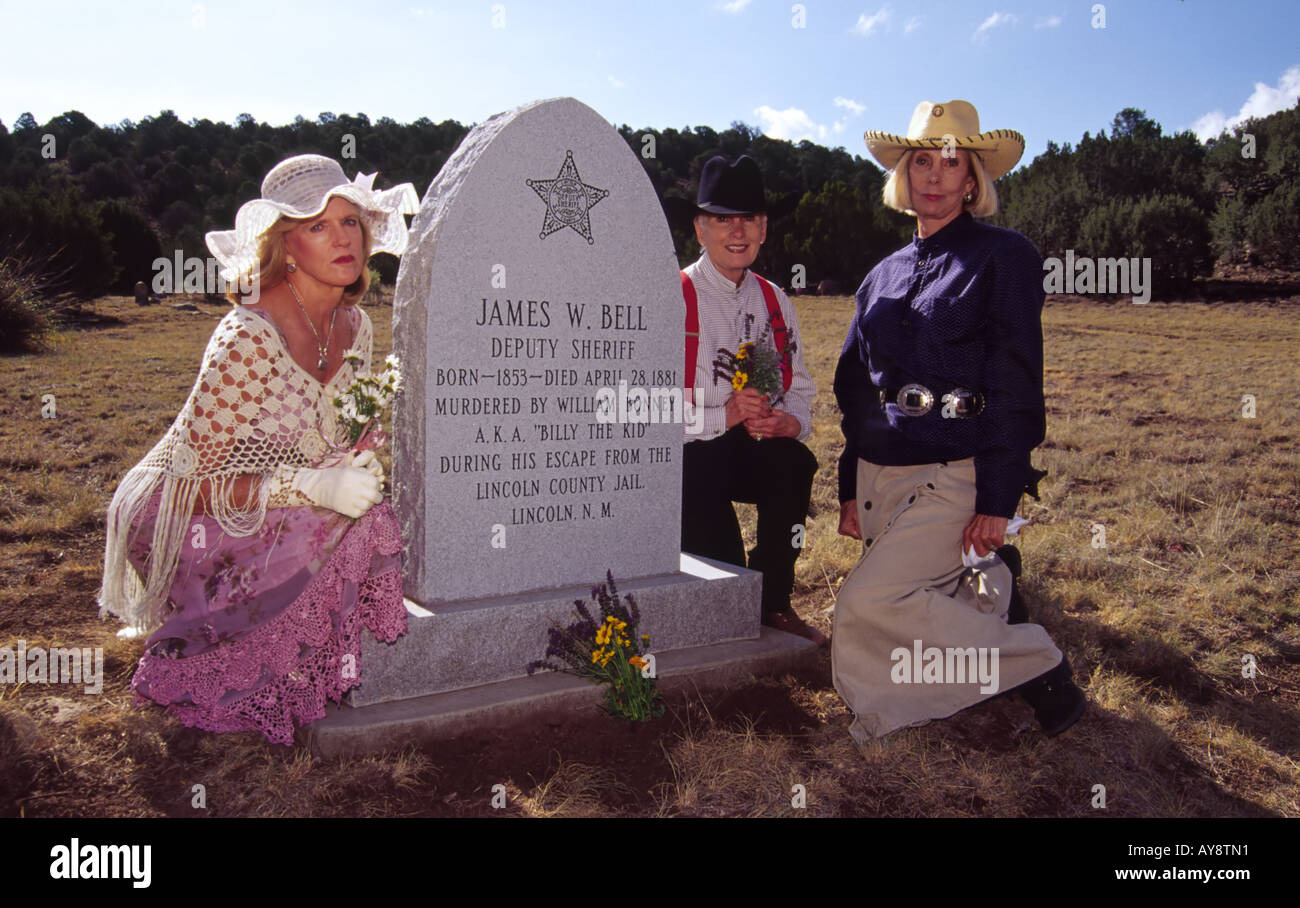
[681, 425, 818, 615]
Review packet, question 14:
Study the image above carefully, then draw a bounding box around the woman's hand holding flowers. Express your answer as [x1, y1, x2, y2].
[348, 449, 385, 488]
[725, 387, 771, 429]
[270, 460, 384, 519]
[743, 410, 800, 440]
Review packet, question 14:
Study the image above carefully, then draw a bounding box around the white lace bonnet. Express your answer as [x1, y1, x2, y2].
[205, 154, 421, 282]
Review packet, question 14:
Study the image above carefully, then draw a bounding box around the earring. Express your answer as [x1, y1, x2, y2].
[287, 263, 297, 272]
[964, 193, 973, 202]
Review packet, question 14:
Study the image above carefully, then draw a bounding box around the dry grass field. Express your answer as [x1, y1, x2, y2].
[1, 286, 1297, 817]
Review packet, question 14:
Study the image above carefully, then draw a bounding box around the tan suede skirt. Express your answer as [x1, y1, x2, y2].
[831, 458, 1062, 742]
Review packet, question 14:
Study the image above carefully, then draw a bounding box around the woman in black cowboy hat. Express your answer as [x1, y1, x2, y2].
[831, 101, 1086, 740]
[672, 154, 825, 646]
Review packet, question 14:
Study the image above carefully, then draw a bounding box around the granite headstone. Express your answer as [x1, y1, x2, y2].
[393, 97, 685, 603]
[340, 98, 769, 710]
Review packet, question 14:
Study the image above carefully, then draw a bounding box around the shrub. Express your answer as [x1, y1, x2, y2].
[0, 186, 117, 298]
[1130, 194, 1211, 292]
[0, 255, 54, 353]
[1076, 193, 1211, 295]
[97, 200, 163, 293]
[1243, 182, 1300, 268]
[1210, 195, 1250, 264]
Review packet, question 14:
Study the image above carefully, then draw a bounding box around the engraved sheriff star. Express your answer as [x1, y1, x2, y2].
[527, 150, 609, 244]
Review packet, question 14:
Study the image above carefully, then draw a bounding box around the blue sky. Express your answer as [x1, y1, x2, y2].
[3, 0, 1297, 167]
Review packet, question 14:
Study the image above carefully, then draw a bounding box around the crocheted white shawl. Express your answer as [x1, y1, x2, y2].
[99, 304, 372, 632]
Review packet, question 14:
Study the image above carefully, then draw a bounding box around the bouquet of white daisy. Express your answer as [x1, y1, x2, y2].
[334, 352, 402, 449]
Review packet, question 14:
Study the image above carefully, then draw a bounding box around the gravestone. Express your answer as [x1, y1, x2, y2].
[393, 99, 682, 602]
[314, 99, 814, 745]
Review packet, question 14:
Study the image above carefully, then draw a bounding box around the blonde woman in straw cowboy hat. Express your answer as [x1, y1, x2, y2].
[99, 154, 419, 745]
[831, 101, 1086, 741]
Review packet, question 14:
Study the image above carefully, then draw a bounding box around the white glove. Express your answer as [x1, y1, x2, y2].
[268, 461, 383, 518]
[348, 449, 385, 487]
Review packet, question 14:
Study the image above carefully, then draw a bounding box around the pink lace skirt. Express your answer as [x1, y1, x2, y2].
[128, 501, 407, 746]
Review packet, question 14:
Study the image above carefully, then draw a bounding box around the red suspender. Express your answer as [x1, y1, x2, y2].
[681, 270, 792, 398]
[752, 274, 792, 392]
[682, 271, 700, 403]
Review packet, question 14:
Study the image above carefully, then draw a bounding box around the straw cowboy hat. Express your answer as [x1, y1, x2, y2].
[864, 100, 1025, 180]
[206, 154, 419, 282]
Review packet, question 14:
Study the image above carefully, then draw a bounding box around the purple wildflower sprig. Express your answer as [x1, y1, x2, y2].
[526, 571, 662, 722]
[711, 312, 796, 407]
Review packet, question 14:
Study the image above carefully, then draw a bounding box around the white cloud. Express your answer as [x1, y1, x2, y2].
[904, 16, 922, 34]
[1191, 111, 1229, 140]
[972, 11, 1017, 43]
[608, 75, 625, 89]
[720, 0, 752, 13]
[1192, 64, 1300, 140]
[1034, 14, 1062, 29]
[1190, 109, 1227, 139]
[851, 6, 892, 37]
[754, 105, 827, 143]
[831, 97, 865, 135]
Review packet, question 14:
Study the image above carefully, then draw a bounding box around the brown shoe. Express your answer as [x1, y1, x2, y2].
[763, 608, 828, 647]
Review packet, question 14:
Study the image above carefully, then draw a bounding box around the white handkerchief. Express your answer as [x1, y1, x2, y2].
[962, 515, 1030, 567]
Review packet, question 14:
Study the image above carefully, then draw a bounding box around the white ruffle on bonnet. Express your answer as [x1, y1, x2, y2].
[205, 154, 421, 282]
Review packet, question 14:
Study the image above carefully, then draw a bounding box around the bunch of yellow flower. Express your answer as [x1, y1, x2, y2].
[595, 615, 631, 648]
[591, 616, 633, 668]
[712, 314, 795, 405]
[730, 342, 753, 391]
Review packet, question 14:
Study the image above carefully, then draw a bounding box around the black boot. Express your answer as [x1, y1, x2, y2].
[996, 544, 1030, 625]
[1017, 656, 1086, 737]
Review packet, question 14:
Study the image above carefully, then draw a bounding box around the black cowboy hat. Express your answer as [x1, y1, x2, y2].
[662, 154, 799, 228]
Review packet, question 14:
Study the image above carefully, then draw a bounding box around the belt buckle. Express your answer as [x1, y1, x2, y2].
[896, 383, 934, 417]
[942, 389, 984, 418]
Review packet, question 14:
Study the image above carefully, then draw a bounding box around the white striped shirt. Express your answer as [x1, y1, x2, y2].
[684, 253, 816, 443]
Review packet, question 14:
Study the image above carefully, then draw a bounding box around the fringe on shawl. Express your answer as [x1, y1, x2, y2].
[98, 462, 275, 634]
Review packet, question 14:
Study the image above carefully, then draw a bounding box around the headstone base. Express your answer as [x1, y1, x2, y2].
[345, 554, 764, 707]
[303, 627, 818, 760]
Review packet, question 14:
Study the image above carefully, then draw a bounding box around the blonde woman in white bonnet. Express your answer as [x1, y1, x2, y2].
[831, 101, 1086, 741]
[99, 154, 419, 745]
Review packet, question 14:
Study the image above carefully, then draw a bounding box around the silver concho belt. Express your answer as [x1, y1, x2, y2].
[878, 384, 984, 418]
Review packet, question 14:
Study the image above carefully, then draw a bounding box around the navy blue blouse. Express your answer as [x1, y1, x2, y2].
[834, 212, 1047, 518]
